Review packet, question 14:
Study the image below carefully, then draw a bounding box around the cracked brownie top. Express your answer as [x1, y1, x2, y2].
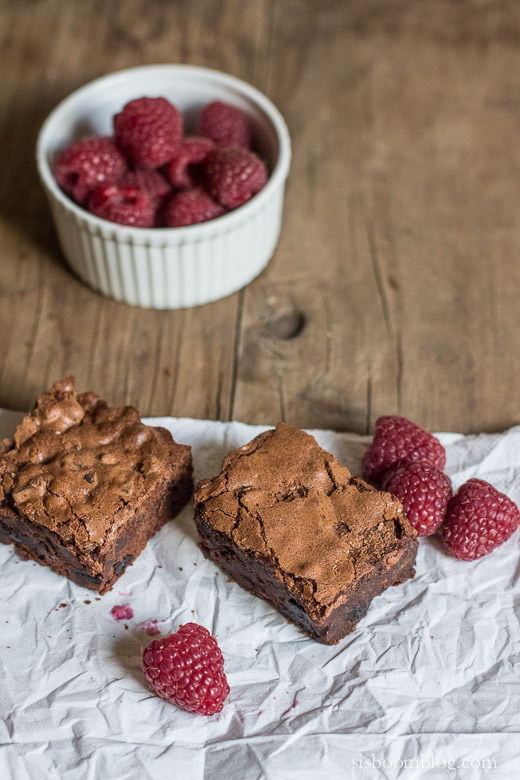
[194, 423, 416, 608]
[0, 377, 190, 552]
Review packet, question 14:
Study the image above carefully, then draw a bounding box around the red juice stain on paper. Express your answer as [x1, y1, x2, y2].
[111, 603, 134, 621]
[141, 619, 160, 636]
[282, 700, 299, 716]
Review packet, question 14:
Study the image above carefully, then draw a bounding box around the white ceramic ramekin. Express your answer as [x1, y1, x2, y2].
[36, 65, 291, 309]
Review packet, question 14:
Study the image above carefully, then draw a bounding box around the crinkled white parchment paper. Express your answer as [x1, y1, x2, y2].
[0, 411, 519, 780]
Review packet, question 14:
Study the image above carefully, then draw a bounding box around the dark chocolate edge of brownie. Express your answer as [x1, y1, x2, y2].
[98, 465, 194, 593]
[0, 460, 193, 594]
[195, 507, 418, 645]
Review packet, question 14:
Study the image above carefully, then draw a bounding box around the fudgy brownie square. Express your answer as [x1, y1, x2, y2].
[194, 423, 418, 644]
[0, 377, 193, 593]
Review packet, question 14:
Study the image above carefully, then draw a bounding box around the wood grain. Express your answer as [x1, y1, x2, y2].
[0, 0, 519, 434]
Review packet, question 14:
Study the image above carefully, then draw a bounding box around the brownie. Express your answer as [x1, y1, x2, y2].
[0, 377, 193, 593]
[193, 423, 418, 644]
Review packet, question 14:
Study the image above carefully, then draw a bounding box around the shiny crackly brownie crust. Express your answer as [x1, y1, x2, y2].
[193, 423, 418, 644]
[0, 377, 193, 593]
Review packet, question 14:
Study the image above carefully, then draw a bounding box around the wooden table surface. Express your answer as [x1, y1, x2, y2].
[1, 0, 519, 434]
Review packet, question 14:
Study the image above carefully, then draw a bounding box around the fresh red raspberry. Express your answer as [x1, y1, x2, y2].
[442, 479, 520, 561]
[164, 187, 225, 227]
[166, 136, 215, 189]
[54, 136, 127, 205]
[197, 101, 251, 149]
[121, 169, 171, 204]
[114, 97, 182, 169]
[142, 623, 230, 715]
[382, 460, 452, 536]
[205, 147, 267, 209]
[362, 415, 446, 486]
[88, 184, 155, 227]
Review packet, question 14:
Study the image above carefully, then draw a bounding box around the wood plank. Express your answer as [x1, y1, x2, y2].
[0, 0, 269, 417]
[232, 0, 520, 433]
[0, 0, 520, 435]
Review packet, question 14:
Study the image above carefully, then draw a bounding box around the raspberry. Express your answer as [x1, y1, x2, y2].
[442, 479, 520, 561]
[197, 101, 251, 149]
[114, 97, 182, 169]
[164, 187, 225, 227]
[362, 415, 446, 486]
[142, 623, 229, 715]
[166, 136, 215, 189]
[88, 184, 155, 227]
[54, 136, 127, 205]
[205, 147, 268, 209]
[121, 169, 171, 204]
[382, 460, 452, 536]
